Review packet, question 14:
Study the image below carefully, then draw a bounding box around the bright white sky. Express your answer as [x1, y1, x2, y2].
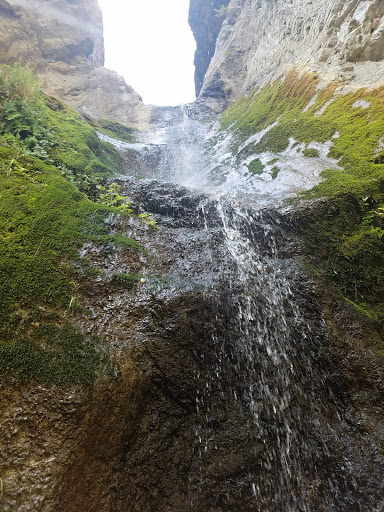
[97, 0, 197, 106]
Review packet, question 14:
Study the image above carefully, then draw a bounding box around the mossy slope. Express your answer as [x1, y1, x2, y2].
[221, 70, 384, 353]
[0, 64, 142, 384]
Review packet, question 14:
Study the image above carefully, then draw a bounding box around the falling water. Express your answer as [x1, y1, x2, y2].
[189, 197, 328, 510]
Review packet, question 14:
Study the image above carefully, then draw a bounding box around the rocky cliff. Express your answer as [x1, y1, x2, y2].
[0, 0, 104, 70]
[188, 0, 230, 96]
[191, 0, 384, 109]
[0, 0, 151, 128]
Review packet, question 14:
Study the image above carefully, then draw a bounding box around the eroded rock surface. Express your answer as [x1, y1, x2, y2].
[44, 65, 151, 129]
[0, 0, 104, 71]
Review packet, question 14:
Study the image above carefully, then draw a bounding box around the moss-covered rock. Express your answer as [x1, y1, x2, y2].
[0, 64, 145, 384]
[221, 70, 384, 354]
[247, 158, 264, 175]
[303, 147, 320, 158]
[82, 114, 137, 143]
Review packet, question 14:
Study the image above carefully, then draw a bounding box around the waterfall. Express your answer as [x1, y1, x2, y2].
[101, 108, 384, 512]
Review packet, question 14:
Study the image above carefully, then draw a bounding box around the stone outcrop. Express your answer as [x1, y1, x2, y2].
[44, 66, 151, 129]
[0, 0, 104, 71]
[192, 0, 384, 109]
[0, 0, 151, 128]
[188, 0, 230, 96]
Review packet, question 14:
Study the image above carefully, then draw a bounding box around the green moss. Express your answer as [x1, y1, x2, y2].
[267, 158, 280, 165]
[82, 114, 137, 143]
[221, 72, 384, 200]
[95, 233, 143, 252]
[271, 166, 280, 179]
[221, 71, 318, 136]
[0, 158, 137, 344]
[303, 148, 320, 158]
[0, 323, 112, 385]
[46, 102, 116, 178]
[0, 64, 146, 383]
[300, 197, 384, 354]
[112, 273, 141, 283]
[247, 158, 264, 175]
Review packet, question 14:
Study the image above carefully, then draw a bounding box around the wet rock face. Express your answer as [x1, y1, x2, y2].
[1, 180, 384, 511]
[72, 186, 384, 511]
[196, 0, 384, 108]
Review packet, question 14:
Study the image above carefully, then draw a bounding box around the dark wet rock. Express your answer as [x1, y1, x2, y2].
[2, 174, 384, 510]
[71, 188, 384, 511]
[117, 177, 218, 228]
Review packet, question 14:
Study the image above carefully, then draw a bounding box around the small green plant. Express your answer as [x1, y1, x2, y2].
[303, 147, 320, 158]
[214, 4, 228, 17]
[361, 205, 384, 226]
[99, 182, 133, 212]
[68, 281, 83, 312]
[0, 64, 55, 159]
[0, 62, 42, 104]
[139, 212, 159, 229]
[58, 165, 104, 201]
[271, 166, 280, 179]
[247, 158, 264, 175]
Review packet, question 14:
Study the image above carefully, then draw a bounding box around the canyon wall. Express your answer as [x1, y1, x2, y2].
[190, 0, 384, 109]
[1, 1, 384, 510]
[0, 0, 151, 128]
[0, 0, 104, 71]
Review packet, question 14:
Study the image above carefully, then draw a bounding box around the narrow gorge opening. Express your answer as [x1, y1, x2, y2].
[98, 0, 196, 106]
